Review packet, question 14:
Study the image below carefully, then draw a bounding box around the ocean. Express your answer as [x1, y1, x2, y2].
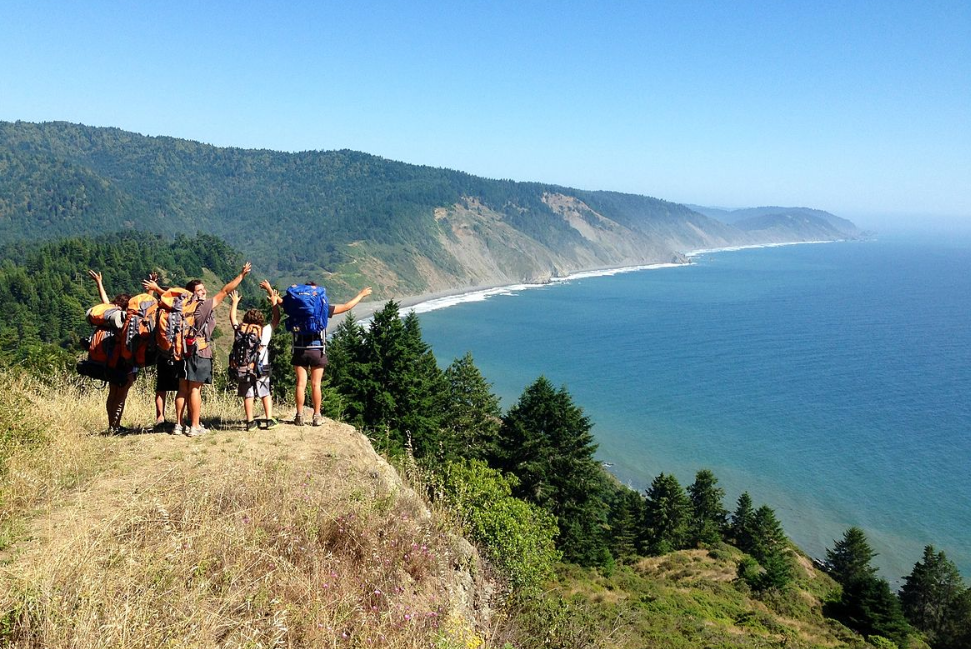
[412, 233, 971, 583]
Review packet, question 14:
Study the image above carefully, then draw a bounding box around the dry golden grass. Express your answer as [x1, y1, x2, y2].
[0, 369, 492, 648]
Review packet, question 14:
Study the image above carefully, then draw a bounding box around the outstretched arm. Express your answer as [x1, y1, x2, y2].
[332, 286, 373, 315]
[229, 290, 241, 327]
[260, 280, 281, 329]
[142, 271, 166, 296]
[88, 270, 110, 304]
[212, 262, 252, 307]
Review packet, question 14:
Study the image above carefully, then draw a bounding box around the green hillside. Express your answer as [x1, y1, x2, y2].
[0, 121, 860, 297]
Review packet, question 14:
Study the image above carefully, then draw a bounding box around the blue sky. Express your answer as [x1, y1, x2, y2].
[2, 1, 969, 228]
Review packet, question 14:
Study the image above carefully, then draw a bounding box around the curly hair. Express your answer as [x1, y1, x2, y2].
[111, 294, 132, 309]
[242, 309, 265, 327]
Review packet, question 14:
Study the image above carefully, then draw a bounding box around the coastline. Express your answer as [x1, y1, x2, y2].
[333, 239, 841, 327]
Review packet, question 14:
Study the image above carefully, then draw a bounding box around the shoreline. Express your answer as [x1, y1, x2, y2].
[333, 239, 842, 327]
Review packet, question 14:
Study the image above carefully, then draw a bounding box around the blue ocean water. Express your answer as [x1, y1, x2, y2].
[415, 235, 971, 583]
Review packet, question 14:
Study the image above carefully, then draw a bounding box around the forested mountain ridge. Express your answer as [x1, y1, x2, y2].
[1, 121, 861, 297]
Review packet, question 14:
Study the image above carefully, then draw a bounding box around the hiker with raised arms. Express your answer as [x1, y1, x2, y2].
[284, 283, 372, 426]
[228, 280, 281, 431]
[143, 271, 180, 432]
[144, 262, 251, 437]
[86, 269, 136, 433]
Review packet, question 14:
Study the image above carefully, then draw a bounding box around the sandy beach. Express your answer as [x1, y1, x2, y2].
[330, 240, 836, 329]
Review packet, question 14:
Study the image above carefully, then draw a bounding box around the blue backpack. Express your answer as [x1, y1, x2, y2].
[283, 284, 328, 334]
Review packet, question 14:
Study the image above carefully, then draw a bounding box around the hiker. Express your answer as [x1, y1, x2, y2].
[87, 269, 136, 433]
[143, 262, 251, 436]
[286, 283, 371, 426]
[143, 272, 180, 432]
[228, 280, 281, 430]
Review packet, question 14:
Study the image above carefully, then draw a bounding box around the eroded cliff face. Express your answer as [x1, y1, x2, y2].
[425, 193, 689, 291]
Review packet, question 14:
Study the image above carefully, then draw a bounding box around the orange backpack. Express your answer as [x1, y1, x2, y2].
[85, 303, 124, 329]
[76, 324, 127, 383]
[120, 293, 159, 366]
[156, 288, 209, 360]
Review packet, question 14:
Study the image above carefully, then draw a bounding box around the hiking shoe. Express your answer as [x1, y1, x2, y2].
[265, 417, 280, 430]
[153, 420, 166, 433]
[293, 413, 304, 427]
[171, 423, 183, 436]
[185, 426, 207, 438]
[245, 420, 258, 432]
[312, 413, 323, 427]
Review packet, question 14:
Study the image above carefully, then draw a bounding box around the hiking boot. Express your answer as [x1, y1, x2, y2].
[293, 413, 304, 427]
[171, 423, 183, 436]
[312, 413, 323, 427]
[265, 417, 280, 430]
[245, 420, 258, 432]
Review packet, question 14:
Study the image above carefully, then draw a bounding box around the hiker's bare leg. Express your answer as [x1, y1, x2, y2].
[107, 375, 135, 428]
[176, 380, 189, 427]
[294, 365, 308, 415]
[310, 366, 325, 416]
[187, 380, 203, 428]
[261, 395, 273, 419]
[244, 396, 255, 422]
[155, 391, 167, 424]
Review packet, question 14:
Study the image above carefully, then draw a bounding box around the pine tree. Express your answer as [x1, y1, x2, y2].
[641, 473, 691, 555]
[442, 352, 502, 462]
[900, 545, 967, 646]
[826, 526, 879, 587]
[498, 376, 608, 566]
[322, 314, 369, 423]
[841, 575, 911, 645]
[687, 469, 728, 547]
[730, 491, 756, 552]
[398, 311, 448, 459]
[748, 505, 788, 565]
[826, 527, 912, 645]
[607, 487, 643, 563]
[353, 303, 446, 458]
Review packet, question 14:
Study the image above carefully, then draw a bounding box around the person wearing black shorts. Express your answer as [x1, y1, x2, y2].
[144, 262, 251, 437]
[291, 285, 372, 426]
[154, 357, 182, 430]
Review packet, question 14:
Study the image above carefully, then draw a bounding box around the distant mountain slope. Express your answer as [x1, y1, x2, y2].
[688, 204, 862, 238]
[1, 121, 861, 296]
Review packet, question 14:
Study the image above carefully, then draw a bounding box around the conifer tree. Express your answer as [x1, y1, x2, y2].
[319, 314, 369, 420]
[442, 352, 502, 462]
[748, 505, 788, 565]
[687, 469, 728, 547]
[607, 487, 643, 563]
[498, 376, 608, 566]
[826, 527, 912, 644]
[355, 302, 446, 458]
[841, 575, 912, 645]
[399, 311, 449, 458]
[641, 473, 691, 555]
[826, 526, 879, 587]
[900, 545, 967, 646]
[730, 491, 756, 552]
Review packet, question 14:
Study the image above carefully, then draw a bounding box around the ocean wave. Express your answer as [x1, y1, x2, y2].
[684, 240, 833, 258]
[406, 263, 687, 315]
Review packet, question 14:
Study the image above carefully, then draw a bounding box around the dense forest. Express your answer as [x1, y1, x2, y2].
[0, 121, 861, 296]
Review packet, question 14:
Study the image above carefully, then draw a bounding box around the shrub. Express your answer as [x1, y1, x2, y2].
[434, 459, 560, 593]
